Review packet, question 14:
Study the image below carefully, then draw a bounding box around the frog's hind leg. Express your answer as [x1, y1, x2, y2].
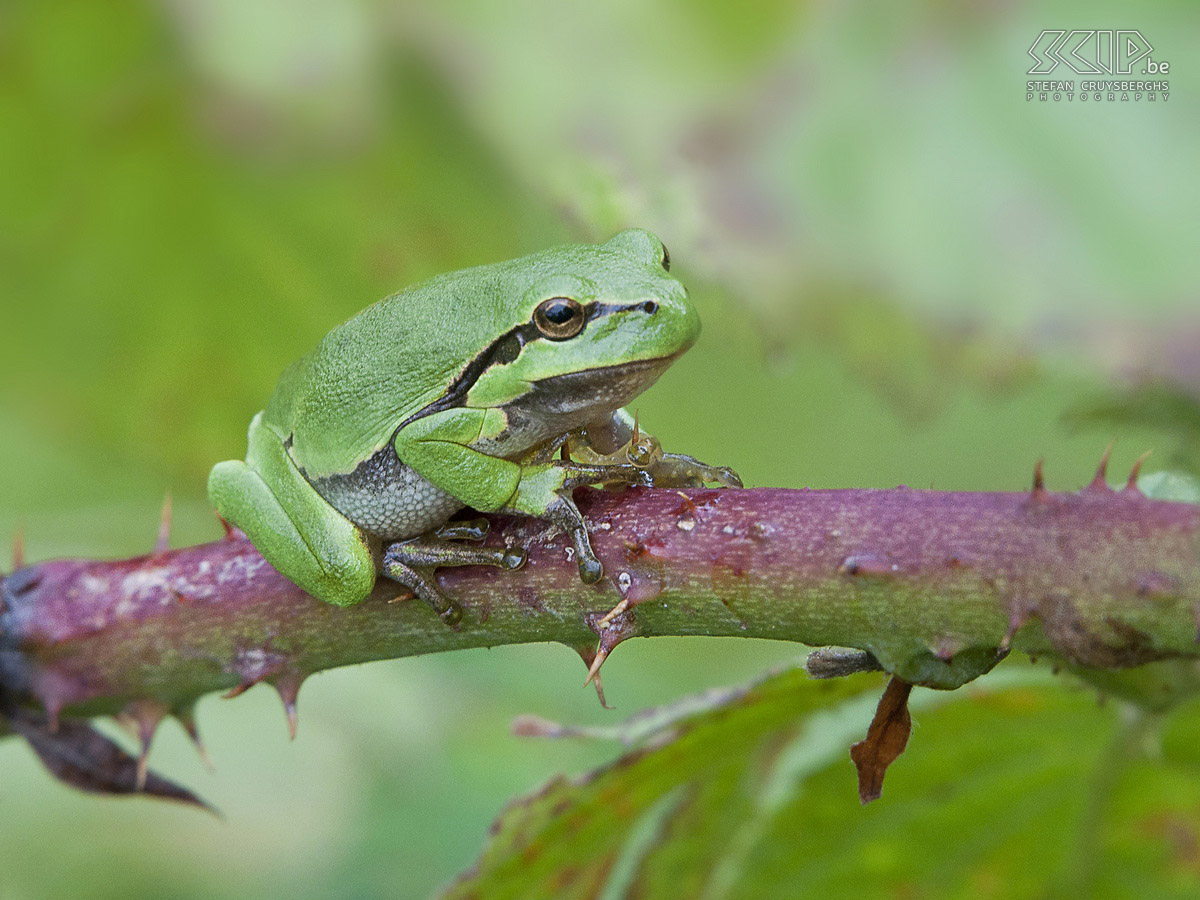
[208, 413, 376, 608]
[382, 537, 526, 626]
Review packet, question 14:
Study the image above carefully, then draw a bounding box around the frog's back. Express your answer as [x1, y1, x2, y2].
[265, 261, 526, 477]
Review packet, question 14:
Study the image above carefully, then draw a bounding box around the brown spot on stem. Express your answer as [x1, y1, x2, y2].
[670, 494, 698, 517]
[623, 539, 647, 560]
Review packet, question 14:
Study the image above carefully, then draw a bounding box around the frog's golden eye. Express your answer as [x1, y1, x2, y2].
[660, 244, 670, 271]
[534, 297, 585, 340]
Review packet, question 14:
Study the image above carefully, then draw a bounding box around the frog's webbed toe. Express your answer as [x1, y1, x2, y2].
[432, 517, 491, 542]
[644, 453, 743, 489]
[382, 535, 526, 626]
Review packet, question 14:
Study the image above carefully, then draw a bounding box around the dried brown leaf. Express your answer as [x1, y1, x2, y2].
[850, 676, 913, 804]
[6, 707, 214, 812]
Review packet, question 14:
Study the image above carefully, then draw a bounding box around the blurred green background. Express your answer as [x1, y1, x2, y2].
[1, 0, 1197, 897]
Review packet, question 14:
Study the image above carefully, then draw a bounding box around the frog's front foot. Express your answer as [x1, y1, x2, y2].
[639, 453, 743, 489]
[382, 534, 526, 626]
[545, 457, 740, 582]
[567, 430, 741, 490]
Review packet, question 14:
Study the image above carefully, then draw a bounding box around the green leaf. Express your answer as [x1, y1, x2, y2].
[444, 665, 878, 899]
[449, 663, 1200, 899]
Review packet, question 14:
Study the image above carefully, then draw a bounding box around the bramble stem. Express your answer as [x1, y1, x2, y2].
[1, 483, 1196, 727]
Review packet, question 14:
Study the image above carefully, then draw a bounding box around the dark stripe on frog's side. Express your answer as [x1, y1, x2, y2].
[393, 301, 630, 432]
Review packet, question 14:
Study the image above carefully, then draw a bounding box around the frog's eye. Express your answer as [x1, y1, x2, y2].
[660, 244, 670, 271]
[534, 297, 585, 340]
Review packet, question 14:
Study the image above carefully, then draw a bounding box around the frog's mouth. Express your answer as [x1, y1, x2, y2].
[527, 352, 680, 418]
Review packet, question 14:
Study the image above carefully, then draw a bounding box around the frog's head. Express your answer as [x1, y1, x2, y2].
[464, 229, 700, 420]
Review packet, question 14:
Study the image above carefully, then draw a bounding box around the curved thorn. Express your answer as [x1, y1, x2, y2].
[11, 527, 24, 571]
[121, 700, 168, 791]
[596, 598, 630, 629]
[1087, 441, 1116, 493]
[222, 680, 257, 700]
[566, 644, 613, 708]
[154, 493, 173, 554]
[590, 671, 611, 709]
[1124, 450, 1153, 493]
[274, 673, 303, 741]
[1030, 458, 1048, 500]
[177, 705, 214, 772]
[215, 512, 236, 541]
[583, 646, 609, 687]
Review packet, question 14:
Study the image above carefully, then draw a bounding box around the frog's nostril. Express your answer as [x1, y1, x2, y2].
[640, 300, 659, 315]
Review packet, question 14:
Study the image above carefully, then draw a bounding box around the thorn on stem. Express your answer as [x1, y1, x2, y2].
[1086, 441, 1116, 493]
[154, 493, 173, 554]
[583, 647, 608, 689]
[177, 704, 214, 772]
[1030, 458, 1049, 502]
[215, 512, 236, 541]
[29, 673, 75, 733]
[589, 672, 610, 708]
[274, 672, 304, 741]
[120, 700, 168, 792]
[1000, 606, 1031, 652]
[1124, 450, 1153, 493]
[11, 527, 25, 571]
[933, 638, 961, 663]
[582, 607, 640, 692]
[567, 644, 612, 708]
[596, 598, 630, 629]
[222, 681, 255, 700]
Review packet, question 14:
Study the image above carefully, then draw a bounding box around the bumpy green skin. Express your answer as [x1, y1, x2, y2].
[210, 230, 734, 614]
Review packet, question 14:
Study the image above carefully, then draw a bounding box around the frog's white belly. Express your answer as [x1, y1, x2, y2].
[308, 447, 463, 541]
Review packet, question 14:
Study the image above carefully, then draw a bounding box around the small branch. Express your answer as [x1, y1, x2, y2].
[0, 483, 1196, 747]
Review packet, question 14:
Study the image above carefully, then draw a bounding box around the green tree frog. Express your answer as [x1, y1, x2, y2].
[209, 229, 739, 624]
